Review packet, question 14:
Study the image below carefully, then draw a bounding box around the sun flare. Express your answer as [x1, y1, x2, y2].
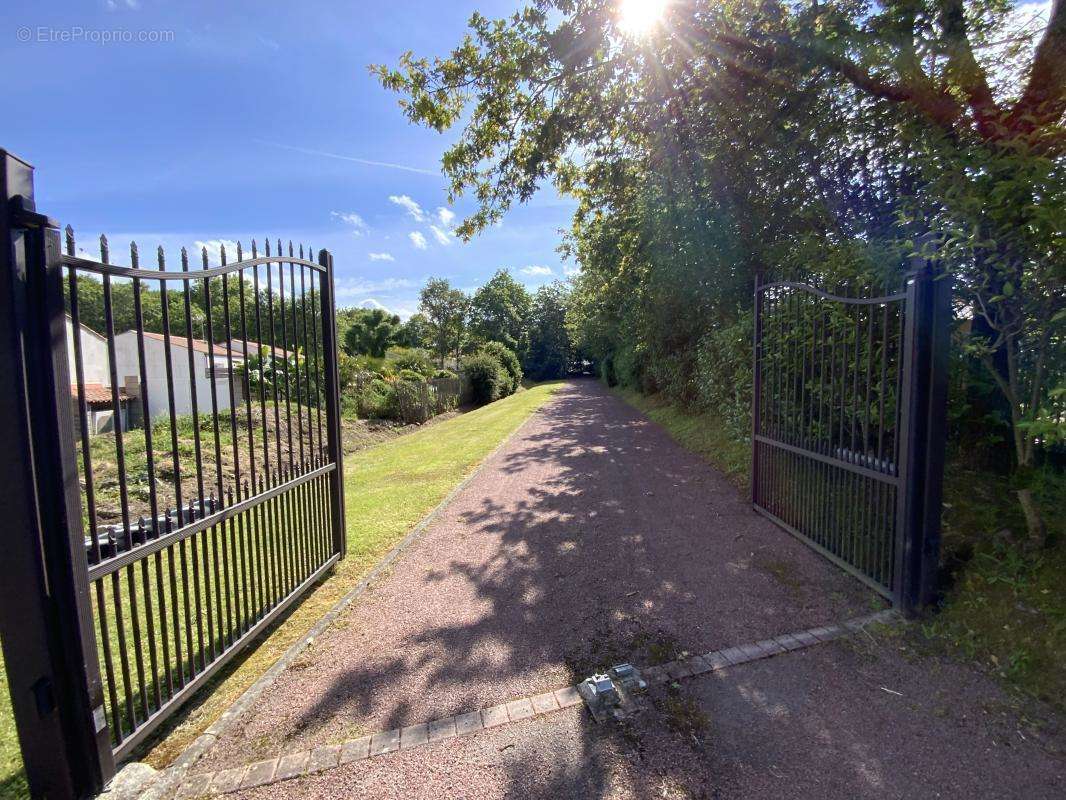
[618, 0, 669, 36]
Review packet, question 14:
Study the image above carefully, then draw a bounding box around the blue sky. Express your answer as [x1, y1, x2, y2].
[1, 0, 577, 317]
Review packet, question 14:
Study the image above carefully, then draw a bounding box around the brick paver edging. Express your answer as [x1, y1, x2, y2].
[175, 609, 897, 797]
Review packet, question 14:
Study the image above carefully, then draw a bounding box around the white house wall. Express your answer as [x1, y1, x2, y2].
[65, 316, 110, 385]
[113, 332, 234, 423]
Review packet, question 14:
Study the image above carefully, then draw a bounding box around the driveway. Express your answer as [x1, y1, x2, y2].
[189, 380, 1063, 798]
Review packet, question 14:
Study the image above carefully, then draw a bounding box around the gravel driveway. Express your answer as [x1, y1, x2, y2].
[197, 379, 1064, 798]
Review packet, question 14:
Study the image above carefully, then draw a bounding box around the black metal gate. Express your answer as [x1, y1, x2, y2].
[0, 149, 346, 796]
[751, 265, 949, 614]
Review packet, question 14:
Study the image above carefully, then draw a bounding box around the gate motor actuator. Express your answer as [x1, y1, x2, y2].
[577, 663, 648, 723]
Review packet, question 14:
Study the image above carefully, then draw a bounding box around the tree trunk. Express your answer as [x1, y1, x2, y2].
[985, 330, 1049, 550]
[1016, 487, 1048, 550]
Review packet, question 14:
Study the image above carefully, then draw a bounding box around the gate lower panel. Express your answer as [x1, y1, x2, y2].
[753, 437, 898, 597]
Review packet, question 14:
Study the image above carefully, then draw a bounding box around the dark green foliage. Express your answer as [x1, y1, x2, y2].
[66, 272, 320, 350]
[243, 350, 308, 403]
[470, 270, 532, 357]
[342, 308, 401, 357]
[462, 352, 509, 405]
[479, 341, 522, 394]
[692, 314, 754, 439]
[395, 313, 433, 349]
[524, 282, 573, 380]
[346, 374, 386, 419]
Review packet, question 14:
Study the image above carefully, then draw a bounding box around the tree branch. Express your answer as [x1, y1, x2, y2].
[938, 0, 1002, 137]
[710, 28, 965, 132]
[1008, 0, 1066, 134]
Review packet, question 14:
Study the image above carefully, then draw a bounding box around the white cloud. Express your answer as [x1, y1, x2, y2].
[194, 239, 243, 264]
[256, 35, 281, 51]
[409, 231, 428, 250]
[345, 296, 417, 320]
[368, 252, 395, 262]
[437, 207, 456, 226]
[429, 225, 453, 246]
[390, 195, 426, 222]
[330, 211, 368, 235]
[334, 277, 416, 300]
[521, 265, 553, 277]
[563, 265, 581, 277]
[358, 298, 391, 312]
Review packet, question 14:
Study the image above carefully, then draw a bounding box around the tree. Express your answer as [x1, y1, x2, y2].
[526, 282, 572, 380]
[376, 0, 1065, 545]
[396, 312, 434, 349]
[341, 307, 401, 357]
[469, 269, 532, 357]
[419, 278, 469, 366]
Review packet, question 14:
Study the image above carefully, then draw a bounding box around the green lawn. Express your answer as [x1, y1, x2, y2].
[0, 651, 22, 800]
[0, 383, 560, 797]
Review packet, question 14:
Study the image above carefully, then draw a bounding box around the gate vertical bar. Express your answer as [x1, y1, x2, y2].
[0, 149, 115, 797]
[751, 272, 763, 506]
[317, 249, 346, 558]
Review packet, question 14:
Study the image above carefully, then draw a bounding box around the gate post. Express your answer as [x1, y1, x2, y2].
[0, 149, 114, 798]
[895, 259, 951, 615]
[318, 248, 347, 559]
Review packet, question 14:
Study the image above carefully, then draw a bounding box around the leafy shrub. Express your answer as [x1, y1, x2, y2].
[433, 368, 458, 380]
[397, 368, 427, 384]
[389, 347, 435, 377]
[462, 352, 509, 405]
[337, 351, 359, 391]
[479, 341, 522, 394]
[342, 372, 395, 419]
[244, 350, 306, 399]
[693, 313, 753, 438]
[353, 354, 389, 376]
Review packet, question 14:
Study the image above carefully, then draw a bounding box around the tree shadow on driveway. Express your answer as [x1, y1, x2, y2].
[210, 379, 967, 796]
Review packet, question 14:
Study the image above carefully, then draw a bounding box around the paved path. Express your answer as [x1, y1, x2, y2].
[196, 380, 1064, 798]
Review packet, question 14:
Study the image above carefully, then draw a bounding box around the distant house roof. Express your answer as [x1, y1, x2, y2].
[139, 331, 230, 357]
[65, 314, 107, 342]
[75, 383, 129, 407]
[224, 339, 293, 360]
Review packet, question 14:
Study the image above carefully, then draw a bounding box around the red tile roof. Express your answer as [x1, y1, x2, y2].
[75, 383, 128, 406]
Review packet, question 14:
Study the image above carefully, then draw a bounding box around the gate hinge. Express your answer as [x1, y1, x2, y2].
[31, 676, 56, 718]
[8, 195, 57, 229]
